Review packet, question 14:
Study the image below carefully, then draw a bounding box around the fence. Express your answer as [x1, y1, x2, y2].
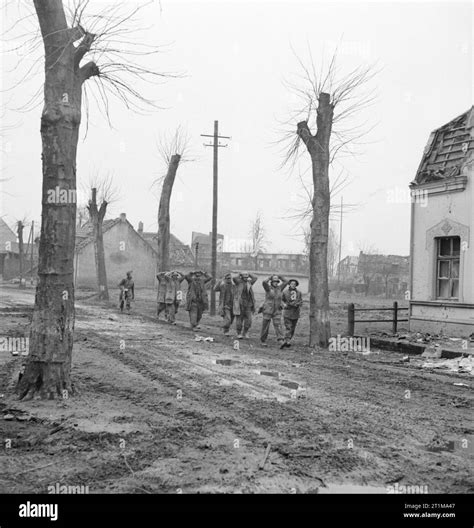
[347, 301, 409, 336]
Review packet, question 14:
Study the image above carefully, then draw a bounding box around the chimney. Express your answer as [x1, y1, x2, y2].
[138, 221, 143, 234]
[119, 213, 126, 222]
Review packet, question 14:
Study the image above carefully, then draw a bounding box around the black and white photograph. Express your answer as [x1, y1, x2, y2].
[0, 0, 473, 523]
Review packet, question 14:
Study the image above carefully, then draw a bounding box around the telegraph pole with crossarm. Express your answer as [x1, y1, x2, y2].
[201, 121, 231, 315]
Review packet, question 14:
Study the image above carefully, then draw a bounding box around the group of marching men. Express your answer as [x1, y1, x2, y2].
[119, 270, 303, 349]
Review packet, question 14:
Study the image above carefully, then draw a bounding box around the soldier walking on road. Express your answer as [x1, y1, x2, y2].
[260, 274, 288, 346]
[184, 270, 212, 330]
[214, 273, 235, 336]
[167, 271, 185, 324]
[233, 272, 258, 339]
[157, 271, 185, 324]
[281, 279, 303, 348]
[118, 271, 135, 315]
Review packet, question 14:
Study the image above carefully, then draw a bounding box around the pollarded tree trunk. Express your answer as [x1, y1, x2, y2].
[157, 154, 181, 272]
[18, 0, 99, 399]
[297, 92, 333, 348]
[88, 187, 109, 300]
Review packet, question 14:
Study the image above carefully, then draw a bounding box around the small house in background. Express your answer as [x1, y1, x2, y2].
[357, 252, 409, 297]
[337, 255, 359, 282]
[191, 231, 224, 270]
[75, 213, 158, 288]
[0, 218, 39, 281]
[409, 107, 474, 334]
[141, 223, 194, 269]
[0, 218, 19, 280]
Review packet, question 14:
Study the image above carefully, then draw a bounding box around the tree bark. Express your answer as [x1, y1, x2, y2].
[157, 154, 181, 272]
[18, 0, 98, 399]
[88, 188, 109, 300]
[297, 92, 333, 348]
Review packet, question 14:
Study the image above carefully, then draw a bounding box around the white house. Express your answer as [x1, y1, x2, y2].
[409, 107, 474, 335]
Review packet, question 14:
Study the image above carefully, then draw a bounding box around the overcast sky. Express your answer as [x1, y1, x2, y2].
[1, 0, 472, 257]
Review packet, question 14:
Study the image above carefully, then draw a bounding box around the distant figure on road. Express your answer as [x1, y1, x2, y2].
[184, 270, 212, 331]
[260, 274, 288, 346]
[157, 271, 185, 324]
[281, 279, 303, 348]
[214, 273, 235, 336]
[232, 272, 258, 339]
[119, 271, 135, 314]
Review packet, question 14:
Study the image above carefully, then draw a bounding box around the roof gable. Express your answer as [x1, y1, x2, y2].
[414, 106, 474, 184]
[0, 218, 17, 248]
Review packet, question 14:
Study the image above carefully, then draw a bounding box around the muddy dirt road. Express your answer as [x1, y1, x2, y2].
[1, 286, 473, 494]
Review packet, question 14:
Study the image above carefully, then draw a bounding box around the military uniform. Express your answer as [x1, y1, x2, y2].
[260, 275, 289, 344]
[118, 275, 134, 313]
[282, 285, 303, 345]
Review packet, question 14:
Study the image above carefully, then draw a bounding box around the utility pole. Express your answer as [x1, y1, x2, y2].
[17, 221, 25, 289]
[194, 242, 199, 267]
[201, 121, 231, 315]
[337, 196, 343, 291]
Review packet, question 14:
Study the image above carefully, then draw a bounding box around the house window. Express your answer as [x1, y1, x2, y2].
[436, 237, 460, 299]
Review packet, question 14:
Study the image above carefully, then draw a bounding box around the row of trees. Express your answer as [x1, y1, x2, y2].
[15, 0, 375, 398]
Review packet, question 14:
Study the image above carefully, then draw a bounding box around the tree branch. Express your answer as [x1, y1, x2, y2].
[98, 200, 108, 222]
[69, 24, 85, 44]
[79, 60, 99, 83]
[297, 120, 314, 151]
[75, 30, 95, 67]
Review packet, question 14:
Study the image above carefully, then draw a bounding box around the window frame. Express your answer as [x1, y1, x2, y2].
[435, 236, 460, 300]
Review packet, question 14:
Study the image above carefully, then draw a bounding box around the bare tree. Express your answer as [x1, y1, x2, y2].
[86, 175, 119, 301]
[248, 211, 267, 271]
[155, 127, 190, 272]
[281, 48, 377, 347]
[17, 0, 174, 400]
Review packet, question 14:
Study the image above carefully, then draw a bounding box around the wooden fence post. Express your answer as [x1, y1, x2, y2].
[348, 303, 355, 336]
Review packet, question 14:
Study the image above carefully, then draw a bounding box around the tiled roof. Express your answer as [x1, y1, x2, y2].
[142, 232, 187, 247]
[76, 219, 119, 239]
[0, 218, 17, 252]
[75, 218, 121, 251]
[414, 106, 474, 184]
[142, 231, 195, 265]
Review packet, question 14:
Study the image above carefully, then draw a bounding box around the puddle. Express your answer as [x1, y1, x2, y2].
[280, 380, 299, 390]
[318, 484, 387, 494]
[259, 371, 280, 378]
[215, 359, 240, 366]
[425, 440, 455, 453]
